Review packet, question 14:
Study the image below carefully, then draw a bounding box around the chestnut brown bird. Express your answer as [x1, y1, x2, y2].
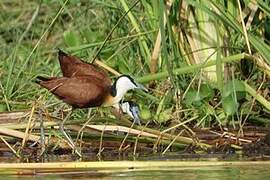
[36, 50, 147, 156]
[36, 73, 147, 156]
[36, 75, 147, 108]
[57, 49, 142, 124]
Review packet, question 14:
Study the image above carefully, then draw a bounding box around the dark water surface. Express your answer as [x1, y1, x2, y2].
[4, 165, 270, 179]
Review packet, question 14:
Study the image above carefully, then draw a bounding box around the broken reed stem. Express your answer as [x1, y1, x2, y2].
[119, 121, 135, 152]
[133, 121, 151, 155]
[21, 104, 36, 149]
[162, 130, 184, 155]
[0, 136, 20, 158]
[97, 125, 106, 156]
[162, 116, 198, 134]
[75, 116, 94, 147]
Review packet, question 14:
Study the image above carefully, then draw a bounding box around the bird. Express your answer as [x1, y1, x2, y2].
[37, 50, 147, 156]
[36, 74, 147, 156]
[56, 49, 142, 123]
[36, 75, 147, 108]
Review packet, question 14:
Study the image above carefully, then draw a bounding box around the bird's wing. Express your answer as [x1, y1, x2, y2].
[40, 76, 110, 108]
[58, 50, 112, 85]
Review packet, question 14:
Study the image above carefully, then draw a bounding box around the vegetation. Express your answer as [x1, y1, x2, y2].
[0, 0, 270, 158]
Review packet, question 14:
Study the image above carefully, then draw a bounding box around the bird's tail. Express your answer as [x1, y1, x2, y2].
[57, 48, 68, 57]
[35, 76, 53, 84]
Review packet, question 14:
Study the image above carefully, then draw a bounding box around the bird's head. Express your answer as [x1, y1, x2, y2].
[112, 75, 147, 95]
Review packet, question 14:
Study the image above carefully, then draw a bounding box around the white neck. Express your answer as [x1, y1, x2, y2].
[111, 75, 137, 105]
[112, 86, 131, 105]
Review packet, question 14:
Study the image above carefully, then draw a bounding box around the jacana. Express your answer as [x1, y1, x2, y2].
[57, 49, 142, 123]
[36, 74, 147, 156]
[37, 75, 146, 108]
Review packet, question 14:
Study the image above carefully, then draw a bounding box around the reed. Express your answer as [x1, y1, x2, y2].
[1, 0, 270, 159]
[0, 161, 270, 175]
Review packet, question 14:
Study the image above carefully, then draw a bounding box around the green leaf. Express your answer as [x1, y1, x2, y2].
[183, 89, 202, 107]
[0, 104, 7, 112]
[117, 57, 129, 74]
[156, 108, 172, 123]
[63, 30, 81, 47]
[200, 84, 215, 100]
[223, 79, 246, 100]
[222, 95, 239, 116]
[183, 84, 214, 107]
[82, 30, 102, 42]
[140, 108, 152, 120]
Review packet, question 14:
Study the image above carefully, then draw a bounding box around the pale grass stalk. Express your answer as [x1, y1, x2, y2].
[94, 60, 121, 76]
[18, 3, 40, 43]
[97, 125, 106, 156]
[0, 127, 40, 143]
[150, 0, 172, 74]
[86, 125, 158, 138]
[239, 75, 265, 137]
[0, 126, 69, 149]
[0, 111, 29, 122]
[240, 0, 258, 30]
[162, 116, 198, 134]
[237, 0, 252, 54]
[244, 81, 270, 111]
[21, 104, 36, 149]
[210, 130, 251, 144]
[0, 136, 20, 158]
[75, 116, 94, 147]
[162, 130, 184, 155]
[152, 133, 162, 153]
[119, 121, 135, 152]
[133, 121, 151, 155]
[150, 30, 161, 74]
[254, 54, 270, 78]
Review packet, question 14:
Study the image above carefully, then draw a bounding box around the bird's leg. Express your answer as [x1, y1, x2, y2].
[38, 109, 46, 156]
[59, 109, 82, 157]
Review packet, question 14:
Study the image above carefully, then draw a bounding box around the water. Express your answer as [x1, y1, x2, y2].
[5, 165, 270, 179]
[1, 152, 270, 179]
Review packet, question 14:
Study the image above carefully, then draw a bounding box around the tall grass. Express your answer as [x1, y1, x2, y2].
[1, 0, 270, 131]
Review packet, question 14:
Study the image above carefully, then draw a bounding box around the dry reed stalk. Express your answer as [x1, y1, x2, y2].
[0, 127, 69, 148]
[0, 136, 19, 157]
[21, 105, 36, 149]
[94, 59, 121, 76]
[0, 111, 29, 123]
[85, 125, 158, 138]
[0, 161, 270, 171]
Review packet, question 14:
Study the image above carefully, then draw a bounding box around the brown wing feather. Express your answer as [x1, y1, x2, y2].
[58, 51, 112, 85]
[39, 76, 111, 108]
